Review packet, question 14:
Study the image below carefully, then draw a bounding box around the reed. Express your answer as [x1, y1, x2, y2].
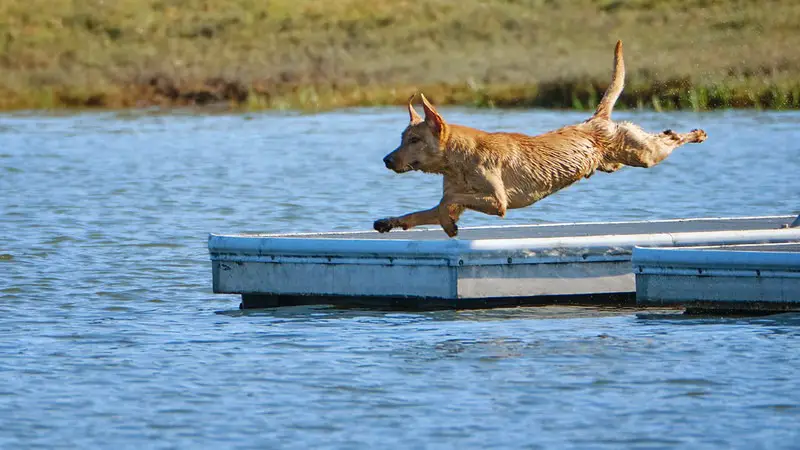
[1, 0, 799, 111]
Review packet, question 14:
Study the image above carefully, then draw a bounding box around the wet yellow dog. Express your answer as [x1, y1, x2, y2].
[375, 40, 707, 237]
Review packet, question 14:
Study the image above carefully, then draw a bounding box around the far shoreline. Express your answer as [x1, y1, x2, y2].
[2, 79, 799, 113]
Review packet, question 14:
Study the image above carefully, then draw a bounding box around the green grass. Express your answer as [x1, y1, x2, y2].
[1, 0, 800, 111]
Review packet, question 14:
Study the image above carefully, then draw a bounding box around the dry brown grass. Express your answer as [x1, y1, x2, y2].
[1, 0, 800, 110]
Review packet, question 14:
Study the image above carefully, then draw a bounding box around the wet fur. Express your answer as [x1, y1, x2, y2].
[375, 41, 707, 237]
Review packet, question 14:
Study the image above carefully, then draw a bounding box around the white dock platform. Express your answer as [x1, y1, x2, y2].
[634, 242, 800, 314]
[208, 215, 800, 310]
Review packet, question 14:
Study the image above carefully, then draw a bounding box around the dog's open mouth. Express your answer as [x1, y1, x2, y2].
[405, 161, 421, 171]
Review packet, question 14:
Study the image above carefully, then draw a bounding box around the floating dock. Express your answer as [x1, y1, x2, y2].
[634, 242, 800, 314]
[209, 215, 799, 310]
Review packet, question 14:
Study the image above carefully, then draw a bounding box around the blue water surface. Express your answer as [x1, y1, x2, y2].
[1, 108, 799, 449]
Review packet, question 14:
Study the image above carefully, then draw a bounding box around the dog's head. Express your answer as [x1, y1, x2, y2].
[382, 93, 447, 174]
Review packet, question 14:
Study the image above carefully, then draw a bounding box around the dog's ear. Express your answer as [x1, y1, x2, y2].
[407, 94, 423, 124]
[420, 93, 445, 135]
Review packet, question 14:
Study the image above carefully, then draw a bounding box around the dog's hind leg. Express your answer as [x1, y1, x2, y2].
[665, 129, 708, 146]
[614, 124, 707, 168]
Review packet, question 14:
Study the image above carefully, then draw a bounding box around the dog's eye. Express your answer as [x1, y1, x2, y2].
[408, 137, 421, 144]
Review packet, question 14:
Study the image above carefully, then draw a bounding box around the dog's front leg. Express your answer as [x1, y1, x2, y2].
[435, 202, 466, 237]
[437, 172, 507, 237]
[373, 206, 441, 233]
[436, 194, 506, 237]
[442, 193, 508, 217]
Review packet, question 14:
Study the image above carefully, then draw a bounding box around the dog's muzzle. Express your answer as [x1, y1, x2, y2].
[383, 153, 418, 173]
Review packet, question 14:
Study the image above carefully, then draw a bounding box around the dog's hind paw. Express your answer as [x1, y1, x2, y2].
[373, 218, 395, 233]
[691, 129, 708, 143]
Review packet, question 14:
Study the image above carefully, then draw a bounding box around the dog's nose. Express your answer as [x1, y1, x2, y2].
[383, 155, 394, 169]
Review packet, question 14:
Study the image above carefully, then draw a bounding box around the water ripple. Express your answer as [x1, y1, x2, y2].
[0, 109, 799, 448]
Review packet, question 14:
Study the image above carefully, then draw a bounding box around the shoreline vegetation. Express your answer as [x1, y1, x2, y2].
[2, 0, 800, 112]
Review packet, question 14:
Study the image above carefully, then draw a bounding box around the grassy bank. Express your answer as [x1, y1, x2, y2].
[1, 0, 800, 111]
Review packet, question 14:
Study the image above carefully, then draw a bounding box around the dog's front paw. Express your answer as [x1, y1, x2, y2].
[373, 218, 396, 233]
[441, 221, 458, 238]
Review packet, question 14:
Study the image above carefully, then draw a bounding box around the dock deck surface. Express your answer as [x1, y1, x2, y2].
[256, 216, 793, 241]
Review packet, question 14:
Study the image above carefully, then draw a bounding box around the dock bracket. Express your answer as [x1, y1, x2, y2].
[790, 214, 800, 228]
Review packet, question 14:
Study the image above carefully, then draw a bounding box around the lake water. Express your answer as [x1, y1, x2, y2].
[1, 108, 799, 449]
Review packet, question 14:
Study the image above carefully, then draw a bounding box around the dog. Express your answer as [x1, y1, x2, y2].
[374, 40, 707, 237]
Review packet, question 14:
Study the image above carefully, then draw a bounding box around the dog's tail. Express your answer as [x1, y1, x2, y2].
[593, 40, 625, 120]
